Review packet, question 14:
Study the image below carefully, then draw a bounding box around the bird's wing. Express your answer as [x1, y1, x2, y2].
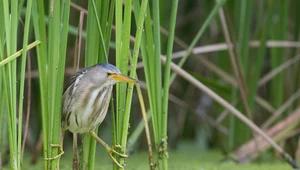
[62, 66, 90, 93]
[61, 67, 90, 126]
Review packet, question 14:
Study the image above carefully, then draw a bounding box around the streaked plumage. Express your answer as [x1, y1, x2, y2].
[62, 63, 134, 134]
[45, 63, 136, 169]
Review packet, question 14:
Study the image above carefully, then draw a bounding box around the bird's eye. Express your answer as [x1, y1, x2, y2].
[107, 72, 113, 77]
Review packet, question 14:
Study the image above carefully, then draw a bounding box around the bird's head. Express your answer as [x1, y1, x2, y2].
[91, 63, 137, 86]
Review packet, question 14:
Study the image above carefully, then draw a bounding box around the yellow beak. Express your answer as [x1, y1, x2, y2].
[109, 74, 138, 83]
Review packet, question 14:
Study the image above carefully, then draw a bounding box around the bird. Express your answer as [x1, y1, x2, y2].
[45, 63, 137, 169]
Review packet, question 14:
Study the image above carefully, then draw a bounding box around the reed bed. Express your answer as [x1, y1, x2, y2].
[1, 0, 300, 169]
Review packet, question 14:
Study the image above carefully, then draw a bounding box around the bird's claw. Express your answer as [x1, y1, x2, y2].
[43, 144, 64, 170]
[111, 144, 122, 150]
[106, 145, 128, 168]
[43, 144, 64, 161]
[110, 145, 128, 158]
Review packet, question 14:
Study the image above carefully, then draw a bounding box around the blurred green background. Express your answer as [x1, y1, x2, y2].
[1, 0, 300, 169]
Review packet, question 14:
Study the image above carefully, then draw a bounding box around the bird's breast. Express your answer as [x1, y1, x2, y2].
[65, 85, 113, 134]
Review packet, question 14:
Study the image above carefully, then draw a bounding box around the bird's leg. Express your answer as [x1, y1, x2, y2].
[72, 133, 79, 170]
[89, 131, 128, 168]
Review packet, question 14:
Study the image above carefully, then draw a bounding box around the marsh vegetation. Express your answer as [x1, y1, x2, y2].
[0, 0, 300, 169]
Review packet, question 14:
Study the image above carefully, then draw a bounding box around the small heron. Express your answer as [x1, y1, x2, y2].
[46, 63, 137, 168]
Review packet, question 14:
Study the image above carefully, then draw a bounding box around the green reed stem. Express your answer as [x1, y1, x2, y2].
[152, 0, 163, 140]
[17, 0, 32, 168]
[119, 0, 148, 169]
[91, 0, 108, 62]
[2, 0, 18, 168]
[118, 0, 132, 147]
[126, 111, 151, 153]
[115, 0, 123, 146]
[48, 0, 62, 169]
[270, 0, 289, 108]
[31, 1, 48, 168]
[161, 0, 178, 169]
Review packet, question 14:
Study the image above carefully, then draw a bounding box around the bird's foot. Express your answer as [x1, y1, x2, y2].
[44, 144, 64, 160]
[111, 144, 128, 158]
[43, 144, 64, 170]
[89, 131, 128, 168]
[105, 144, 128, 168]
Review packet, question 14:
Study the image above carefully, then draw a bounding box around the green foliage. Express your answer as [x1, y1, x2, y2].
[0, 0, 33, 169]
[1, 0, 300, 169]
[270, 1, 290, 108]
[116, 1, 148, 169]
[31, 0, 70, 169]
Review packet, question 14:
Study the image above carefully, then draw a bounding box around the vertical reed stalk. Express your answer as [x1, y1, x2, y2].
[17, 0, 33, 168]
[118, 0, 148, 169]
[2, 0, 18, 168]
[270, 0, 289, 108]
[161, 1, 178, 169]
